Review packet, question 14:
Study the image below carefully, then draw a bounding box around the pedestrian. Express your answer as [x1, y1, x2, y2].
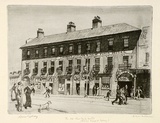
[24, 84, 32, 109]
[106, 90, 111, 101]
[120, 87, 126, 105]
[93, 85, 96, 96]
[135, 86, 142, 100]
[44, 87, 50, 98]
[11, 83, 17, 101]
[124, 85, 129, 104]
[96, 86, 100, 96]
[15, 82, 23, 112]
[112, 86, 121, 105]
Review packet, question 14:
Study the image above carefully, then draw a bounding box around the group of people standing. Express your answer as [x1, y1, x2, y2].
[10, 82, 35, 112]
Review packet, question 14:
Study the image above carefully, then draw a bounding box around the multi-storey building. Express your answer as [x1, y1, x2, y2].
[20, 16, 150, 97]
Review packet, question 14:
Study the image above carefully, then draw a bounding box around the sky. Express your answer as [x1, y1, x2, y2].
[8, 5, 152, 72]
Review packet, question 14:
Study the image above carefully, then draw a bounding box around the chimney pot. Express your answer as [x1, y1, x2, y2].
[37, 28, 44, 39]
[67, 22, 76, 32]
[92, 16, 102, 28]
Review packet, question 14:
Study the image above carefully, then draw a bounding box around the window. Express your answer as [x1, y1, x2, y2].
[69, 60, 73, 67]
[86, 43, 90, 53]
[49, 61, 55, 75]
[85, 59, 90, 72]
[69, 45, 73, 53]
[43, 48, 48, 57]
[35, 49, 39, 58]
[51, 47, 56, 55]
[27, 50, 30, 58]
[108, 39, 113, 50]
[77, 59, 81, 72]
[78, 44, 81, 54]
[123, 56, 129, 65]
[96, 42, 101, 52]
[41, 62, 47, 75]
[67, 60, 73, 74]
[108, 57, 113, 66]
[26, 63, 29, 68]
[59, 46, 63, 55]
[43, 62, 47, 68]
[145, 52, 149, 63]
[124, 38, 129, 48]
[34, 62, 38, 75]
[95, 58, 100, 71]
[59, 61, 63, 71]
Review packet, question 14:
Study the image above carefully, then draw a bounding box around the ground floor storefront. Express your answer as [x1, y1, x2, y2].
[22, 69, 150, 98]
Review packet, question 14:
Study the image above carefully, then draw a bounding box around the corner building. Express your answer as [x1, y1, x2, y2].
[20, 16, 144, 97]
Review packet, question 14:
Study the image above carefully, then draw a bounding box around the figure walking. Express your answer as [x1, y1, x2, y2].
[112, 86, 121, 105]
[15, 82, 23, 112]
[24, 84, 32, 109]
[11, 83, 17, 101]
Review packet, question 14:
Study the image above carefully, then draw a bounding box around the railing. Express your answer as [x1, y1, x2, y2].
[118, 64, 131, 70]
[48, 67, 54, 75]
[23, 68, 30, 76]
[103, 65, 113, 74]
[41, 68, 47, 75]
[32, 68, 38, 75]
[66, 66, 72, 74]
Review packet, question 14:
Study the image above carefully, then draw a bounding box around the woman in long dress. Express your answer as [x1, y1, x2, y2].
[24, 85, 32, 109]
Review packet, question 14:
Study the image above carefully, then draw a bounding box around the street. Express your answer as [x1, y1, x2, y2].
[8, 94, 151, 114]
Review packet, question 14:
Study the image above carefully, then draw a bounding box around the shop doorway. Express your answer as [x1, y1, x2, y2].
[118, 81, 132, 97]
[85, 83, 89, 95]
[67, 84, 70, 95]
[76, 83, 80, 95]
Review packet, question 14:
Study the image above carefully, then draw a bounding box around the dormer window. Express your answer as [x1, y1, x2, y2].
[27, 50, 30, 58]
[96, 42, 101, 52]
[35, 49, 39, 58]
[86, 43, 90, 53]
[43, 47, 48, 57]
[78, 44, 81, 54]
[59, 46, 63, 55]
[51, 47, 56, 55]
[69, 45, 73, 53]
[108, 38, 114, 51]
[124, 38, 129, 48]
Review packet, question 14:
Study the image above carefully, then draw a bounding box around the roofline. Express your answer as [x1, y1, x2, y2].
[20, 23, 141, 49]
[20, 29, 141, 49]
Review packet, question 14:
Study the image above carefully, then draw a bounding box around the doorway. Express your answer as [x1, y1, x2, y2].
[85, 82, 89, 95]
[118, 81, 132, 97]
[76, 83, 80, 95]
[67, 84, 70, 95]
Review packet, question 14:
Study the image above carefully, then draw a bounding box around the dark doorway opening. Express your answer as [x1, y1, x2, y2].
[76, 83, 80, 95]
[67, 84, 70, 95]
[85, 82, 89, 95]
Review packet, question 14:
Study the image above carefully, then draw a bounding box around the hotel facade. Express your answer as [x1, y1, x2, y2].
[20, 16, 151, 97]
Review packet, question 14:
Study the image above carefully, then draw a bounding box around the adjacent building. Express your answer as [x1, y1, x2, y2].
[20, 16, 150, 97]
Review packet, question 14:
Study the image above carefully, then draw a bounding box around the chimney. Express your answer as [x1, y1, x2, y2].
[67, 22, 76, 32]
[37, 28, 44, 39]
[92, 16, 102, 28]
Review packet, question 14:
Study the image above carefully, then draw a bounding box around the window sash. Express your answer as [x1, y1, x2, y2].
[124, 39, 129, 47]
